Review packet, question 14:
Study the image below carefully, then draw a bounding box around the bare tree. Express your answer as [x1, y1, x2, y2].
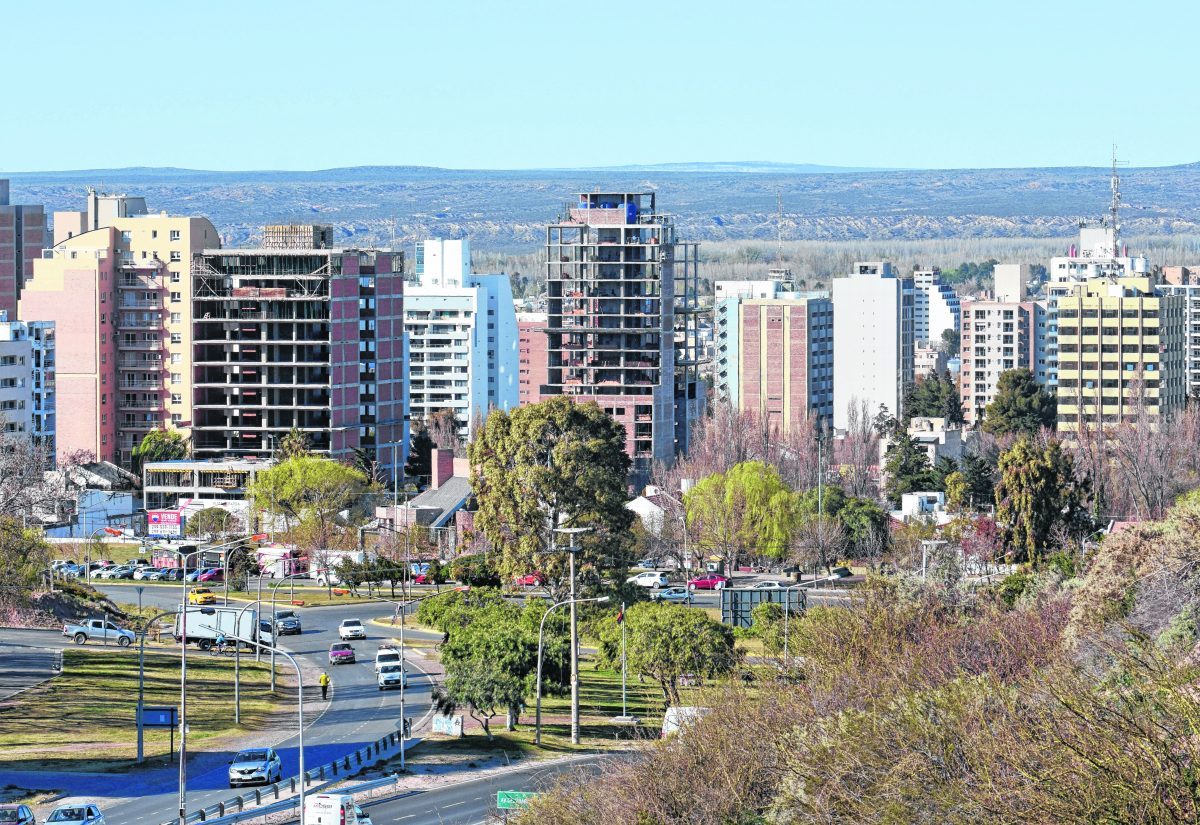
[839, 399, 879, 499]
[791, 515, 848, 574]
[1106, 382, 1200, 520]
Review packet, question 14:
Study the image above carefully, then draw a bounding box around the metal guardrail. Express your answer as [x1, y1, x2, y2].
[157, 730, 408, 825]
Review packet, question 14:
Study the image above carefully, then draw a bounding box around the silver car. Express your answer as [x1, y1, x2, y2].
[46, 804, 105, 825]
[228, 747, 282, 787]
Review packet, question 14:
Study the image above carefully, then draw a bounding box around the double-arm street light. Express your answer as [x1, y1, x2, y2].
[534, 594, 609, 745]
[551, 525, 593, 745]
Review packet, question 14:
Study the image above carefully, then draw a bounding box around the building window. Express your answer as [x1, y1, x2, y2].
[171, 373, 181, 385]
[171, 393, 182, 404]
[170, 251, 181, 262]
[171, 353, 181, 364]
[170, 230, 181, 241]
[171, 333, 182, 344]
[170, 292, 181, 303]
[170, 313, 181, 324]
[171, 413, 182, 424]
[171, 272, 181, 283]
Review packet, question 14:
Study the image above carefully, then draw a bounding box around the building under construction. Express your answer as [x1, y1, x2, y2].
[190, 228, 407, 474]
[542, 192, 704, 480]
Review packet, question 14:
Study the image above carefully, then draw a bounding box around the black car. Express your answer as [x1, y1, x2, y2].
[274, 610, 302, 635]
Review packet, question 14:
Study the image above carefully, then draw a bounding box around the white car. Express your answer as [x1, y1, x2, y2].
[751, 580, 786, 590]
[627, 571, 669, 588]
[378, 663, 408, 690]
[374, 648, 401, 673]
[46, 804, 105, 825]
[338, 619, 366, 640]
[133, 567, 161, 581]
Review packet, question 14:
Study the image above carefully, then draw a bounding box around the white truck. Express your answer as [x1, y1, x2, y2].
[313, 550, 365, 587]
[62, 618, 135, 647]
[173, 605, 274, 651]
[304, 794, 372, 825]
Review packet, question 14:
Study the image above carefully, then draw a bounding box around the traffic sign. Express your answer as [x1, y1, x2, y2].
[140, 706, 178, 727]
[496, 791, 537, 810]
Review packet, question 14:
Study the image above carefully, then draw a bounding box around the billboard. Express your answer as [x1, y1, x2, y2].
[147, 510, 183, 537]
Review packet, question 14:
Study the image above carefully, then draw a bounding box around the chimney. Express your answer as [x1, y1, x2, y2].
[432, 448, 455, 490]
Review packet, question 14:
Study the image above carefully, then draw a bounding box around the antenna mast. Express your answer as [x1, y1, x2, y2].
[776, 190, 784, 264]
[1110, 145, 1122, 256]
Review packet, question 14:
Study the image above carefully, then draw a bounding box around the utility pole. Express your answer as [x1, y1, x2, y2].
[568, 534, 579, 745]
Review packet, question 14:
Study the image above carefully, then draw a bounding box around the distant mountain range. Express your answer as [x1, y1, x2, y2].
[5, 162, 1200, 251]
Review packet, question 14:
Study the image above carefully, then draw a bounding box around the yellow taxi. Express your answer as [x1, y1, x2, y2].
[189, 587, 216, 605]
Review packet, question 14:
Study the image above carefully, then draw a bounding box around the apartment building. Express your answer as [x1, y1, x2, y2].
[912, 267, 960, 345]
[832, 262, 914, 430]
[0, 315, 33, 438]
[958, 299, 1046, 426]
[190, 229, 407, 475]
[0, 316, 55, 452]
[20, 196, 219, 465]
[1054, 275, 1186, 434]
[517, 312, 548, 406]
[714, 273, 833, 430]
[542, 192, 703, 478]
[1159, 269, 1200, 398]
[0, 179, 46, 320]
[405, 239, 517, 440]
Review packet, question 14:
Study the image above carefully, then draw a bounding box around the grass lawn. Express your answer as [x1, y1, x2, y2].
[51, 542, 145, 565]
[0, 648, 283, 772]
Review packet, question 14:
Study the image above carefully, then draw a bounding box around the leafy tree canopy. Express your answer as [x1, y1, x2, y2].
[903, 370, 964, 426]
[995, 436, 1089, 562]
[983, 369, 1057, 436]
[132, 428, 188, 475]
[246, 455, 368, 529]
[685, 460, 798, 565]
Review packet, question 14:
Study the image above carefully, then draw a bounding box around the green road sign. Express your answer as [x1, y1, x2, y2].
[497, 791, 537, 809]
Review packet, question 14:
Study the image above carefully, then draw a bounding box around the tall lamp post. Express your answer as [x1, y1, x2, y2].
[135, 606, 200, 764]
[267, 572, 315, 693]
[199, 622, 307, 825]
[550, 526, 593, 746]
[86, 526, 123, 585]
[535, 594, 609, 745]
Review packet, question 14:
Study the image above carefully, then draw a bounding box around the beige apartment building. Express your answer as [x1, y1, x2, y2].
[20, 193, 218, 466]
[1054, 276, 1186, 434]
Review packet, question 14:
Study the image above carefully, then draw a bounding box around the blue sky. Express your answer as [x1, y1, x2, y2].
[4, 0, 1197, 171]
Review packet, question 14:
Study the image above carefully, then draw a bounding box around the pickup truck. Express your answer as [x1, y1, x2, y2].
[63, 618, 136, 647]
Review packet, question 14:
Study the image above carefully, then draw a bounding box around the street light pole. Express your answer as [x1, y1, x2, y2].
[136, 607, 186, 764]
[535, 594, 609, 746]
[268, 572, 311, 693]
[553, 526, 592, 746]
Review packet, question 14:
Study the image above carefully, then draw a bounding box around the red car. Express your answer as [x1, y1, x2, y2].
[688, 574, 730, 591]
[198, 569, 224, 583]
[515, 572, 546, 587]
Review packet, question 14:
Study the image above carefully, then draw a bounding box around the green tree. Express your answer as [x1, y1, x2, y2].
[750, 602, 786, 656]
[836, 496, 889, 554]
[469, 397, 634, 597]
[882, 433, 936, 507]
[0, 516, 52, 590]
[944, 470, 970, 512]
[940, 327, 961, 357]
[995, 436, 1088, 562]
[960, 451, 996, 508]
[903, 370, 964, 426]
[595, 601, 736, 705]
[131, 428, 188, 476]
[184, 507, 242, 539]
[277, 427, 311, 460]
[685, 461, 798, 568]
[404, 425, 435, 487]
[982, 369, 1057, 435]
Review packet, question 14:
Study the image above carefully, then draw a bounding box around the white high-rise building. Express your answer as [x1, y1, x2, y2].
[0, 313, 54, 450]
[833, 262, 914, 430]
[912, 267, 960, 345]
[406, 239, 518, 441]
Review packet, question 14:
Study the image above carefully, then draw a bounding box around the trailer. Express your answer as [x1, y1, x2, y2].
[173, 605, 274, 650]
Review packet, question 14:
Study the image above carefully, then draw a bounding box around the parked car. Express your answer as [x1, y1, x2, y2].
[63, 619, 136, 647]
[751, 580, 785, 590]
[627, 571, 669, 588]
[339, 619, 366, 640]
[157, 568, 184, 582]
[688, 574, 730, 591]
[133, 567, 161, 581]
[188, 587, 216, 605]
[652, 586, 694, 604]
[0, 804, 36, 825]
[58, 563, 86, 579]
[274, 610, 302, 635]
[514, 572, 546, 587]
[377, 663, 408, 690]
[329, 643, 356, 665]
[185, 568, 216, 583]
[374, 648, 401, 673]
[198, 568, 224, 583]
[98, 565, 134, 580]
[227, 747, 282, 788]
[46, 804, 105, 825]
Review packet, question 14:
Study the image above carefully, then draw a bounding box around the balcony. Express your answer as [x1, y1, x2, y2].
[120, 340, 165, 351]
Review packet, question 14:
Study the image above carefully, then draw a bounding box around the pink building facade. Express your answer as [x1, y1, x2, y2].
[737, 297, 834, 432]
[517, 313, 548, 406]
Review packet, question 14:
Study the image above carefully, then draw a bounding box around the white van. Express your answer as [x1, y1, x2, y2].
[304, 794, 372, 825]
[374, 648, 401, 673]
[661, 706, 711, 738]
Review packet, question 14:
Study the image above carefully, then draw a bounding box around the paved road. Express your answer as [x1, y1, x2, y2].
[328, 755, 607, 825]
[0, 633, 61, 700]
[3, 585, 441, 825]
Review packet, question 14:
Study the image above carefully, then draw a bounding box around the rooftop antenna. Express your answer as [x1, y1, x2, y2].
[776, 190, 784, 264]
[1110, 145, 1127, 256]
